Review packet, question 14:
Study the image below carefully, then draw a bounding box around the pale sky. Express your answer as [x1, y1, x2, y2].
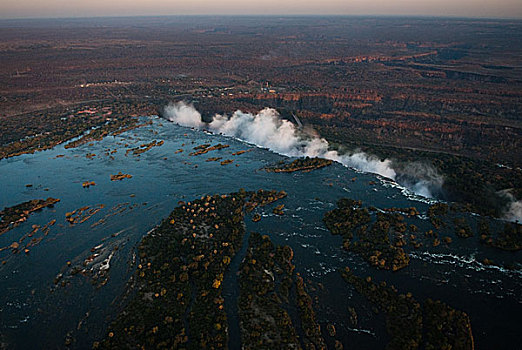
[1, 0, 521, 19]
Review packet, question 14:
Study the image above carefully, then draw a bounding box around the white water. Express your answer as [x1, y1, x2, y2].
[163, 102, 443, 198]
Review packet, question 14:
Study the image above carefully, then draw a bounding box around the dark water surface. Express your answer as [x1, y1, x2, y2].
[0, 117, 520, 349]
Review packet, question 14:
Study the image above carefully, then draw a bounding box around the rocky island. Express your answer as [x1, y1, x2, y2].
[110, 172, 133, 181]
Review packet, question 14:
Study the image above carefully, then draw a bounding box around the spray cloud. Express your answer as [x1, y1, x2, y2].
[163, 102, 204, 129]
[164, 101, 442, 198]
[498, 190, 522, 223]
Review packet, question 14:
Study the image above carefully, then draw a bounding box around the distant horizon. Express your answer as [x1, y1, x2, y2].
[1, 0, 521, 20]
[1, 13, 522, 22]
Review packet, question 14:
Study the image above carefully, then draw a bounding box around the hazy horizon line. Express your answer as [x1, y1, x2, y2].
[1, 13, 521, 21]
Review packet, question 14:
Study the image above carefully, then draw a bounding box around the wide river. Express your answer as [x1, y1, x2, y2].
[0, 117, 520, 349]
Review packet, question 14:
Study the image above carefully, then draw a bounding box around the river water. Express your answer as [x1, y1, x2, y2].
[0, 117, 520, 349]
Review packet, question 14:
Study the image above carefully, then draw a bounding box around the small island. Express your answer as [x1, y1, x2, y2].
[110, 172, 132, 181]
[190, 143, 230, 156]
[264, 157, 333, 173]
[0, 198, 60, 235]
[125, 140, 164, 156]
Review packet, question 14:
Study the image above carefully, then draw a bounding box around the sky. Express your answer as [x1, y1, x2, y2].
[1, 0, 521, 19]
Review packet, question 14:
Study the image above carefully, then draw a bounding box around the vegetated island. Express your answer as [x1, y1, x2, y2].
[239, 232, 328, 349]
[0, 198, 60, 235]
[95, 189, 295, 349]
[324, 198, 522, 272]
[265, 157, 333, 173]
[323, 198, 410, 271]
[426, 202, 522, 251]
[341, 267, 474, 350]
